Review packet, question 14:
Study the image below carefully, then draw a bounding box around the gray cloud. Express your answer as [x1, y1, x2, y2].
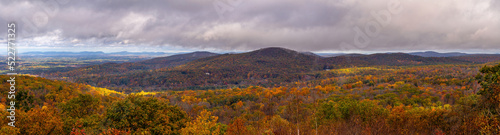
[0, 0, 499, 52]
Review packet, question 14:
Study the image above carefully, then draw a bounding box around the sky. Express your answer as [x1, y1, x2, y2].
[0, 0, 499, 54]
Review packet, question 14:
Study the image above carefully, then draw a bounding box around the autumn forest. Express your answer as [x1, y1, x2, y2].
[1, 47, 500, 135]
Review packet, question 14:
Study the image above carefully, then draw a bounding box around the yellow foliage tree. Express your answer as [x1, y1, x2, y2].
[17, 106, 64, 134]
[181, 110, 223, 135]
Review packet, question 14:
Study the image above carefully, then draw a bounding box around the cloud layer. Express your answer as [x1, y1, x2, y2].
[0, 0, 499, 52]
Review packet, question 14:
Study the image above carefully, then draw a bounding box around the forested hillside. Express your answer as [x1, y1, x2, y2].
[451, 54, 500, 63]
[2, 62, 500, 134]
[47, 47, 493, 92]
[322, 53, 469, 68]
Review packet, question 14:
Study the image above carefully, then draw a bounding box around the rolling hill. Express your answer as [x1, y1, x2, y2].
[451, 54, 500, 63]
[47, 47, 490, 92]
[322, 53, 469, 68]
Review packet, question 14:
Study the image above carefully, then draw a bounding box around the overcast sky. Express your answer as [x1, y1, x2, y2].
[0, 0, 499, 53]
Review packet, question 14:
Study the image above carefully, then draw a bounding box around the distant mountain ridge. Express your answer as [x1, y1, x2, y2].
[408, 51, 468, 57]
[322, 53, 469, 68]
[22, 50, 494, 58]
[46, 47, 500, 91]
[50, 51, 219, 76]
[22, 51, 172, 56]
[319, 51, 474, 58]
[23, 51, 105, 56]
